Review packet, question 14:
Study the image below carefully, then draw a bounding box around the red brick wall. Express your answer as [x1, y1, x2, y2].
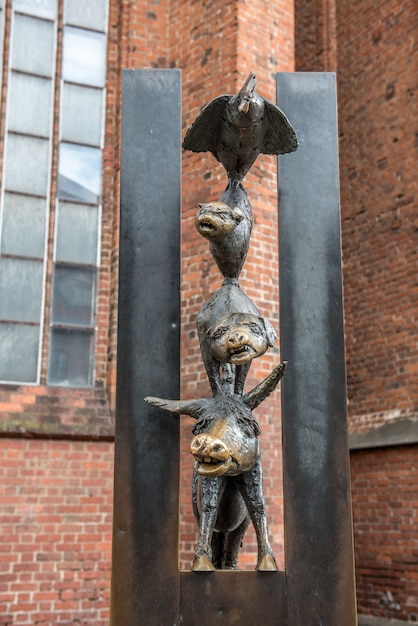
[336, 0, 418, 431]
[294, 0, 337, 71]
[295, 0, 418, 431]
[0, 439, 113, 626]
[351, 446, 418, 621]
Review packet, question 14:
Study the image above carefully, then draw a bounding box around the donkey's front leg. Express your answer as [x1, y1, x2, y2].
[192, 475, 225, 571]
[237, 460, 277, 571]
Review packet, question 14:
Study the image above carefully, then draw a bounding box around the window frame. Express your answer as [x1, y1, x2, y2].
[0, 0, 109, 388]
[0, 4, 58, 385]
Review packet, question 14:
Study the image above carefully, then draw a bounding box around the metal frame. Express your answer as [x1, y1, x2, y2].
[110, 69, 357, 626]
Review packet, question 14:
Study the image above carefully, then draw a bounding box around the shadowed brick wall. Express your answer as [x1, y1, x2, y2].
[351, 446, 418, 621]
[337, 0, 418, 430]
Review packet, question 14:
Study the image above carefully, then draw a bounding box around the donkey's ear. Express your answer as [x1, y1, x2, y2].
[144, 396, 207, 420]
[243, 361, 287, 410]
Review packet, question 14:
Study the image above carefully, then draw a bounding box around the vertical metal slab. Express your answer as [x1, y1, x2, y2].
[110, 69, 181, 626]
[277, 73, 357, 625]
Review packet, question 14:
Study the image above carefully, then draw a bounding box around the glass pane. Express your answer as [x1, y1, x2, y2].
[48, 328, 93, 387]
[0, 257, 43, 323]
[61, 83, 103, 146]
[8, 72, 52, 137]
[0, 10, 3, 89]
[58, 142, 101, 203]
[1, 193, 47, 258]
[4, 133, 50, 196]
[0, 323, 39, 383]
[14, 0, 57, 19]
[52, 266, 95, 325]
[11, 14, 55, 77]
[65, 0, 107, 32]
[56, 202, 99, 265]
[62, 26, 106, 87]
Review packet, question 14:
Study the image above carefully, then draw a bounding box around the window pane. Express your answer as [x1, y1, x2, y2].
[58, 142, 101, 203]
[4, 133, 50, 196]
[52, 266, 95, 325]
[14, 0, 57, 19]
[62, 26, 106, 87]
[56, 202, 99, 265]
[65, 0, 107, 33]
[48, 328, 93, 386]
[0, 257, 43, 323]
[1, 193, 47, 258]
[0, 323, 39, 383]
[61, 83, 103, 146]
[0, 9, 4, 92]
[11, 14, 55, 77]
[8, 72, 52, 137]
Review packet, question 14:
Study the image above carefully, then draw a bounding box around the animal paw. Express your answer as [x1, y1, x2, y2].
[256, 553, 278, 571]
[192, 555, 215, 571]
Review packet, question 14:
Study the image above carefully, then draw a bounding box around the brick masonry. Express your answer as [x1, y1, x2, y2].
[0, 0, 416, 622]
[351, 446, 418, 621]
[337, 0, 418, 431]
[0, 439, 113, 626]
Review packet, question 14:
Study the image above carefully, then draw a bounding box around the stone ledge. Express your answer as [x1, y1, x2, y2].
[349, 417, 418, 450]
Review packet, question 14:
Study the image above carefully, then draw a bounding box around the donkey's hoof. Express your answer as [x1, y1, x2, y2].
[257, 554, 278, 571]
[192, 555, 215, 571]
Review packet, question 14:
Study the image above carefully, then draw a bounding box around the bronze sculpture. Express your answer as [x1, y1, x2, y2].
[146, 73, 297, 571]
[195, 183, 252, 280]
[146, 362, 286, 571]
[183, 71, 298, 187]
[112, 69, 357, 624]
[197, 279, 277, 396]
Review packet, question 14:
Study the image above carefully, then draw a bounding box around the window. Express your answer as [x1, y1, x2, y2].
[0, 1, 5, 92]
[0, 0, 108, 386]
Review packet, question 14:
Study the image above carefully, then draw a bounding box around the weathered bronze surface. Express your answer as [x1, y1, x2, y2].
[146, 362, 285, 571]
[147, 73, 294, 573]
[183, 72, 298, 187]
[196, 183, 252, 280]
[197, 279, 277, 396]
